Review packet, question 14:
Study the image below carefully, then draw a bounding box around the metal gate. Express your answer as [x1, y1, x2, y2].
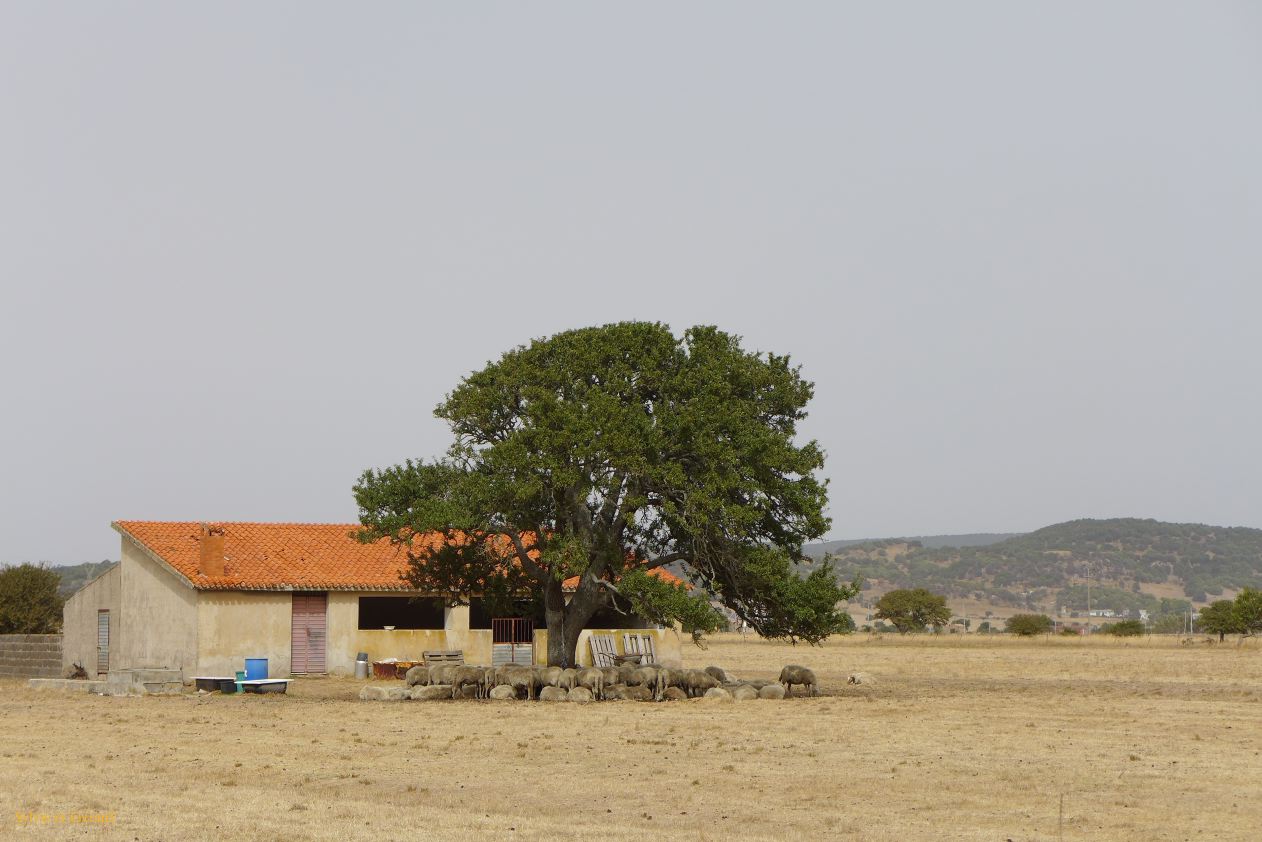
[291, 592, 328, 674]
[491, 617, 533, 666]
[96, 610, 109, 675]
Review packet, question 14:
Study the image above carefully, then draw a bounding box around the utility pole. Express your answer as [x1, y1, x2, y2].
[1085, 561, 1092, 636]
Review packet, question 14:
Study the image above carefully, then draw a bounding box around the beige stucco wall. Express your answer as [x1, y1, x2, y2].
[118, 539, 198, 676]
[62, 564, 121, 675]
[324, 593, 493, 674]
[534, 626, 684, 668]
[196, 591, 293, 677]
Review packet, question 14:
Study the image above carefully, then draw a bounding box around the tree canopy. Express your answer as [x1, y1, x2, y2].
[1234, 587, 1262, 636]
[873, 588, 950, 633]
[354, 323, 856, 666]
[1196, 600, 1243, 641]
[1006, 613, 1053, 636]
[0, 564, 63, 634]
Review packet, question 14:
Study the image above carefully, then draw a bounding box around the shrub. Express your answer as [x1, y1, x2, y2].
[1104, 619, 1145, 637]
[1005, 614, 1053, 636]
[0, 564, 64, 633]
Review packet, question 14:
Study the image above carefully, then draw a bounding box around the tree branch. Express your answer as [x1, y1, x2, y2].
[502, 528, 547, 580]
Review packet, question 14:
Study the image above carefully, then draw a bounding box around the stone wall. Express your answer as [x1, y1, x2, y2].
[0, 634, 64, 678]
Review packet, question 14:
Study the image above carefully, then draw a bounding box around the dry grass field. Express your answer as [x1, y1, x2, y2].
[3, 634, 1261, 841]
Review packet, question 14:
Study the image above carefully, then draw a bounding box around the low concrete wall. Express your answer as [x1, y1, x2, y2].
[534, 627, 683, 668]
[327, 593, 494, 674]
[0, 634, 64, 678]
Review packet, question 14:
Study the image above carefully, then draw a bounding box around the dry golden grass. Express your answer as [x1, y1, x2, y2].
[3, 633, 1261, 841]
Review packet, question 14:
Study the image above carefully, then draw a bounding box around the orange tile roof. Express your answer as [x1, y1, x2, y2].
[113, 521, 683, 592]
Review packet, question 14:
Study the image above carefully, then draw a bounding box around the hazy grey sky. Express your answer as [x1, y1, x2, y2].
[2, 3, 1259, 563]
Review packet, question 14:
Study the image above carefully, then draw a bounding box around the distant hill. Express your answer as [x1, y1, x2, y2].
[807, 518, 1262, 611]
[803, 533, 1018, 558]
[50, 561, 117, 597]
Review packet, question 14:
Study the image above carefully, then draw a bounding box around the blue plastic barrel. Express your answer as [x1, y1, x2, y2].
[244, 658, 268, 680]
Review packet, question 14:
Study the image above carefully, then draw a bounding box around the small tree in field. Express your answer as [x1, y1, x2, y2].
[354, 323, 857, 666]
[873, 588, 950, 633]
[1197, 600, 1243, 642]
[1104, 619, 1145, 637]
[1005, 613, 1053, 636]
[0, 564, 63, 634]
[1234, 588, 1262, 637]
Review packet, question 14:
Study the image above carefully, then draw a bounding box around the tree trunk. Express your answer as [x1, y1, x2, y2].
[542, 574, 606, 666]
[543, 577, 568, 667]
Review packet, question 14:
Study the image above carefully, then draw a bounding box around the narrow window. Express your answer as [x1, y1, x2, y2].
[357, 597, 444, 630]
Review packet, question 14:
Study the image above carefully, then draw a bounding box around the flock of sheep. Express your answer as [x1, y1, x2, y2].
[378, 661, 820, 702]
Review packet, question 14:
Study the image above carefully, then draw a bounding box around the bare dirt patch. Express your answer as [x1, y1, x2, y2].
[3, 634, 1260, 841]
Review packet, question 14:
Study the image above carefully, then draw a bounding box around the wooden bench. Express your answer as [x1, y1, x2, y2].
[422, 650, 464, 667]
[588, 635, 618, 668]
[622, 633, 657, 665]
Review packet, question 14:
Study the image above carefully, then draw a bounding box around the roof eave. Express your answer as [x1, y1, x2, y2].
[111, 521, 199, 591]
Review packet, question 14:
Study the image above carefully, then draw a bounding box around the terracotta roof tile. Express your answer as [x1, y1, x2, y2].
[112, 521, 683, 592]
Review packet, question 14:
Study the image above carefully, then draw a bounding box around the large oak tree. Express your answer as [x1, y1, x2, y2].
[353, 322, 855, 666]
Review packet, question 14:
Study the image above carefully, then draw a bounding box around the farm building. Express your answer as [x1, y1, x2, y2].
[62, 521, 683, 680]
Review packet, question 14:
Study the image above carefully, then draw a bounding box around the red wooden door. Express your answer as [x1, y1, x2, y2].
[291, 592, 328, 674]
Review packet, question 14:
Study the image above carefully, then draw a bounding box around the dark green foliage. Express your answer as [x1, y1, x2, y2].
[354, 323, 855, 665]
[0, 564, 64, 633]
[1103, 619, 1145, 637]
[819, 518, 1262, 607]
[873, 588, 950, 633]
[615, 570, 724, 635]
[1235, 588, 1262, 635]
[1006, 613, 1053, 636]
[1197, 600, 1243, 641]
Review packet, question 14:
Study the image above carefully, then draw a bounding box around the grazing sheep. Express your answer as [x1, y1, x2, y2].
[451, 666, 487, 699]
[576, 668, 606, 700]
[682, 669, 720, 698]
[404, 665, 429, 687]
[499, 665, 538, 700]
[704, 666, 729, 684]
[702, 687, 733, 701]
[661, 686, 688, 702]
[625, 666, 655, 688]
[778, 665, 818, 697]
[601, 667, 621, 688]
[537, 666, 564, 688]
[758, 683, 786, 700]
[538, 686, 569, 702]
[429, 663, 458, 686]
[622, 685, 654, 702]
[488, 684, 517, 701]
[628, 666, 669, 699]
[617, 663, 639, 685]
[729, 684, 758, 701]
[411, 685, 450, 701]
[558, 668, 579, 691]
[568, 686, 594, 703]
